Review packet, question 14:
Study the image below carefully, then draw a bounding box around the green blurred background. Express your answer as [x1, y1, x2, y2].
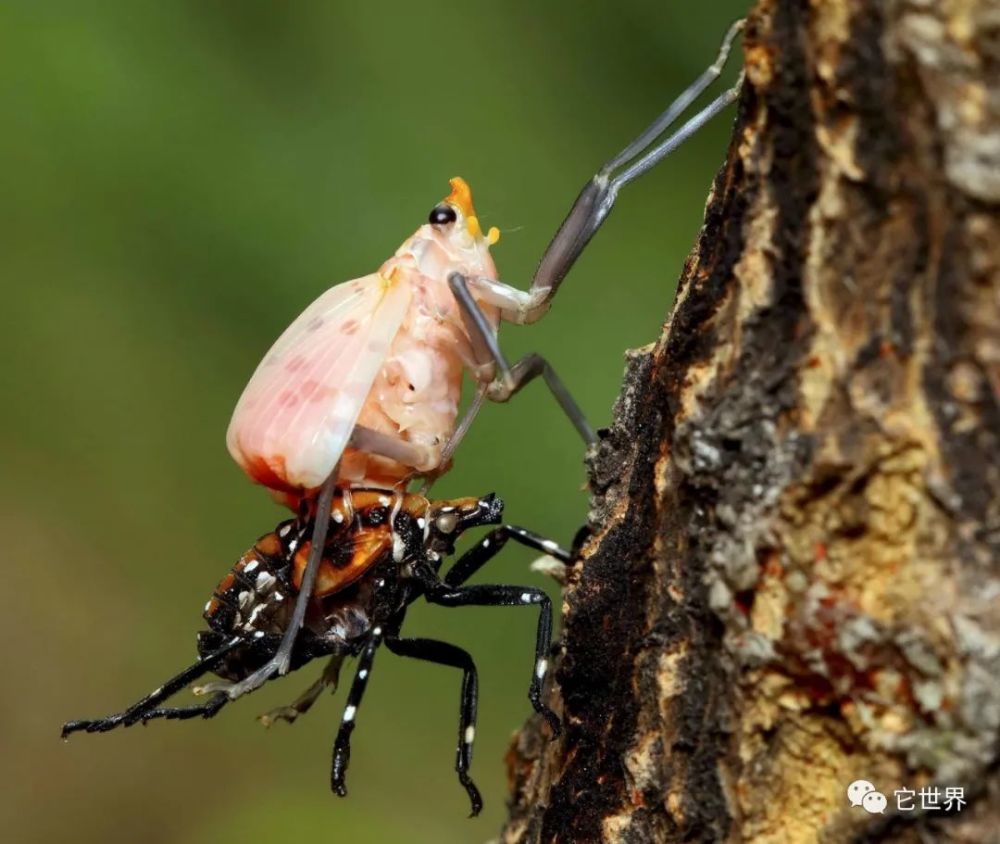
[1, 2, 745, 841]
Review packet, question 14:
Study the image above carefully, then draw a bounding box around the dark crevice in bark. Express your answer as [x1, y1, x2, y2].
[542, 354, 661, 842]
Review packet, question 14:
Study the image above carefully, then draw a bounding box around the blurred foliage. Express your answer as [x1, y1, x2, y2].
[1, 1, 746, 842]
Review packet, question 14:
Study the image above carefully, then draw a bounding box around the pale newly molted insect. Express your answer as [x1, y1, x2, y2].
[227, 177, 538, 500]
[226, 19, 746, 503]
[62, 490, 570, 816]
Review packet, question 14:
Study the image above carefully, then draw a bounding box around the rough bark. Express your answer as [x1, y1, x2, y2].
[500, 1, 1000, 842]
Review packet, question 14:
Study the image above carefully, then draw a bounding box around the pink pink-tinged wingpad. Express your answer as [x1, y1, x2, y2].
[227, 272, 412, 494]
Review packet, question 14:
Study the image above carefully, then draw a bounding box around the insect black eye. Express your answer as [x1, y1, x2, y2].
[429, 205, 457, 225]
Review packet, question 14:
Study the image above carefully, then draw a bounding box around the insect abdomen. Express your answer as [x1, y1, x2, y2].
[203, 536, 292, 637]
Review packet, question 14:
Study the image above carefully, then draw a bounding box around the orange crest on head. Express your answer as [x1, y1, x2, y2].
[445, 177, 477, 219]
[444, 177, 500, 245]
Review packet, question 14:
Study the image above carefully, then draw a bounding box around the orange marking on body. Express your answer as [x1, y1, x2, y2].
[445, 177, 476, 219]
[255, 534, 281, 557]
[437, 495, 480, 511]
[349, 490, 392, 510]
[245, 455, 296, 494]
[293, 526, 392, 599]
[401, 493, 431, 517]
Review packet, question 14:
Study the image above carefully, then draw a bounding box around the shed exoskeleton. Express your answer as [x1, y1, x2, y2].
[62, 490, 570, 816]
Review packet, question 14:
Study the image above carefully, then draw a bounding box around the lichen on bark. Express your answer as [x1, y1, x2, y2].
[500, 1, 1000, 842]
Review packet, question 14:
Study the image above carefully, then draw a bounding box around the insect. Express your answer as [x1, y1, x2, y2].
[220, 19, 745, 701]
[226, 18, 746, 502]
[62, 489, 569, 817]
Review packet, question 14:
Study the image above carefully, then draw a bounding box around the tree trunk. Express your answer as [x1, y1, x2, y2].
[500, 1, 1000, 842]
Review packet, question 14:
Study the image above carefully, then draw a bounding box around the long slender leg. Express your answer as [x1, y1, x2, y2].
[258, 653, 346, 727]
[420, 383, 489, 496]
[224, 468, 340, 700]
[426, 584, 558, 734]
[135, 693, 229, 724]
[603, 18, 745, 175]
[384, 636, 482, 817]
[447, 22, 745, 331]
[487, 353, 595, 444]
[438, 382, 488, 467]
[331, 628, 384, 797]
[528, 19, 745, 300]
[444, 524, 571, 589]
[61, 640, 239, 736]
[449, 272, 595, 446]
[609, 73, 745, 194]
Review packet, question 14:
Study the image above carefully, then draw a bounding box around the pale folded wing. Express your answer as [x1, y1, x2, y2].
[226, 272, 412, 492]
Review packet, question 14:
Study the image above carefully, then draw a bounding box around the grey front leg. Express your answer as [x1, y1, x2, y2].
[448, 272, 595, 447]
[438, 22, 745, 336]
[528, 19, 746, 306]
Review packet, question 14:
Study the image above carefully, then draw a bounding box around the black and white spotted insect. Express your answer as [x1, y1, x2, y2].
[61, 489, 569, 816]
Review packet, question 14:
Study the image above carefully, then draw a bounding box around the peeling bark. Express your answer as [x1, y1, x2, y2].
[500, 1, 1000, 842]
